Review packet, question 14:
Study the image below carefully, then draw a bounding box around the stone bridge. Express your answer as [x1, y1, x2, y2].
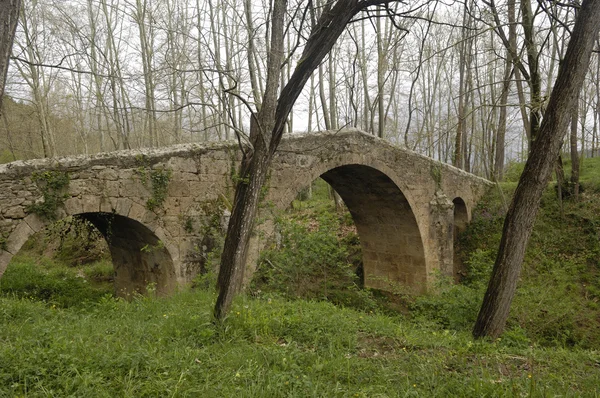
[0, 130, 491, 297]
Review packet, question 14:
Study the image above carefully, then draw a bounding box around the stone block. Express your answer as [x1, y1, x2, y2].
[64, 197, 84, 215]
[167, 157, 197, 173]
[69, 179, 101, 196]
[5, 220, 35, 255]
[81, 194, 101, 213]
[167, 180, 190, 197]
[24, 214, 45, 233]
[98, 168, 119, 180]
[115, 198, 133, 216]
[128, 202, 148, 222]
[103, 180, 120, 197]
[161, 216, 182, 238]
[100, 197, 115, 213]
[120, 178, 149, 198]
[3, 206, 25, 219]
[0, 250, 13, 275]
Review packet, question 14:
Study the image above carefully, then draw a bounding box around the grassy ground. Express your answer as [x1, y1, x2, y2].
[1, 289, 599, 397]
[1, 160, 600, 396]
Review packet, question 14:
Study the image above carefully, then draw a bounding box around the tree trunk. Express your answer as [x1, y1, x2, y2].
[493, 50, 513, 180]
[214, 118, 273, 319]
[0, 0, 20, 116]
[473, 0, 600, 339]
[454, 1, 469, 168]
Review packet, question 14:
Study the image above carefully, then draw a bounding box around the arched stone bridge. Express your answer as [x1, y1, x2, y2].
[0, 129, 491, 297]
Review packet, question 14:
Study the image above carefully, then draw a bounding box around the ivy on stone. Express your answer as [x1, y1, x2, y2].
[26, 170, 70, 220]
[135, 163, 172, 212]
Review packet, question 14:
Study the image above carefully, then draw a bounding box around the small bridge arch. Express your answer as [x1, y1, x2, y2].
[1, 200, 178, 298]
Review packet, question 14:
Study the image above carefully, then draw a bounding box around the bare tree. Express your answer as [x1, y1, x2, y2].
[0, 0, 20, 115]
[473, 0, 600, 340]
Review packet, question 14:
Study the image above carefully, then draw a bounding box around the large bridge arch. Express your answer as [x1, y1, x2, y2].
[270, 158, 433, 293]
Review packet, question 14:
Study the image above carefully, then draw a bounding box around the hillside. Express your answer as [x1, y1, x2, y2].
[1, 158, 600, 396]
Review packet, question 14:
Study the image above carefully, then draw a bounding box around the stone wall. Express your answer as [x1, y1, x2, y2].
[0, 129, 491, 296]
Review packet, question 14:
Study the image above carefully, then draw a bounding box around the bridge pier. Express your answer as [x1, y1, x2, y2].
[429, 191, 456, 281]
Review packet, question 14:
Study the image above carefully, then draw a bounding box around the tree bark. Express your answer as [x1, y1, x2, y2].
[473, 0, 600, 339]
[0, 0, 20, 116]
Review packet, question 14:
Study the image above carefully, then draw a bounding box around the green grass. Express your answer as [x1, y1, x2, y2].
[1, 289, 599, 397]
[0, 256, 113, 308]
[2, 169, 600, 396]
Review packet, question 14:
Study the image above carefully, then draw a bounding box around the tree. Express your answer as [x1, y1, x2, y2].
[472, 0, 600, 340]
[0, 0, 20, 116]
[214, 0, 406, 320]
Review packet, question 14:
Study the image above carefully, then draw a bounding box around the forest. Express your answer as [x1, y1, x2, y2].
[1, 0, 600, 394]
[1, 0, 599, 182]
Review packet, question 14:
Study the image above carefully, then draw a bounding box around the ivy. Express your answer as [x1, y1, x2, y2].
[135, 163, 172, 212]
[147, 169, 172, 211]
[430, 164, 442, 190]
[27, 171, 70, 220]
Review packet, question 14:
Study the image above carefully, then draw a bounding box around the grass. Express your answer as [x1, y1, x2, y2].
[1, 289, 599, 397]
[2, 168, 600, 396]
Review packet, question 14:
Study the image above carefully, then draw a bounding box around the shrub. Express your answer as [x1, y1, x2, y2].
[251, 209, 376, 311]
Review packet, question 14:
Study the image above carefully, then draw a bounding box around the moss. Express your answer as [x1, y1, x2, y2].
[430, 164, 442, 189]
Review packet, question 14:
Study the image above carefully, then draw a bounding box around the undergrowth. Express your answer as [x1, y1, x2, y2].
[2, 163, 600, 395]
[250, 195, 373, 311]
[1, 288, 599, 397]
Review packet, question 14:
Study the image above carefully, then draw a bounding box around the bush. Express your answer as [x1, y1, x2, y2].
[410, 274, 483, 331]
[251, 208, 377, 311]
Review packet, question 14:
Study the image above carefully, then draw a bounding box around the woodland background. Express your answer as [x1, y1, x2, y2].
[2, 0, 599, 181]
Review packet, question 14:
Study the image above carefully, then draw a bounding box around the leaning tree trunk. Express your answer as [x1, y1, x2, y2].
[213, 0, 287, 320]
[214, 119, 274, 319]
[472, 0, 600, 339]
[0, 0, 20, 115]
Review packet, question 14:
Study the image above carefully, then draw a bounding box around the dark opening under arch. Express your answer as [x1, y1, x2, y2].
[452, 197, 468, 280]
[79, 212, 176, 298]
[320, 164, 426, 292]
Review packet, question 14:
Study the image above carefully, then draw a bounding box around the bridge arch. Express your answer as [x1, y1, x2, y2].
[275, 161, 428, 292]
[1, 210, 177, 298]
